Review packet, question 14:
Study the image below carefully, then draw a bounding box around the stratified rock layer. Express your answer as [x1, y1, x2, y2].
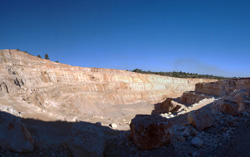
[0, 49, 215, 116]
[195, 78, 250, 96]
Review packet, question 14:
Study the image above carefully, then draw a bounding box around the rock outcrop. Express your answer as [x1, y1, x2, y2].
[212, 90, 250, 115]
[195, 78, 250, 96]
[130, 115, 172, 150]
[188, 109, 214, 130]
[180, 91, 213, 105]
[0, 49, 215, 116]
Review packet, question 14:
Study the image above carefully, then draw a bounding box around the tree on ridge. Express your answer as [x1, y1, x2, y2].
[45, 54, 49, 60]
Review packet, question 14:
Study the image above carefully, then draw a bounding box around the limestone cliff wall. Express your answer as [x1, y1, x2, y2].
[195, 78, 250, 96]
[0, 49, 216, 115]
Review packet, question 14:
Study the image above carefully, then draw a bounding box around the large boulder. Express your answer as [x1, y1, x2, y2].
[68, 122, 105, 157]
[180, 91, 212, 105]
[130, 115, 172, 150]
[188, 109, 214, 131]
[0, 111, 34, 152]
[231, 90, 250, 113]
[220, 99, 239, 116]
[212, 90, 250, 115]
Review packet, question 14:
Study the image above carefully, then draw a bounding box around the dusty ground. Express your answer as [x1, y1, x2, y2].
[1, 93, 250, 156]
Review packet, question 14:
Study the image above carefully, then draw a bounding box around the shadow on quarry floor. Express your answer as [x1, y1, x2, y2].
[0, 111, 129, 154]
[150, 97, 190, 116]
[0, 111, 179, 156]
[151, 99, 215, 127]
[151, 103, 165, 116]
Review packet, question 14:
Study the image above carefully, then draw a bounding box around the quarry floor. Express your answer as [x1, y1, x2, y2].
[1, 94, 250, 156]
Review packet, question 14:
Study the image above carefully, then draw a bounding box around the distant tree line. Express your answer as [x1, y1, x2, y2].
[131, 69, 233, 80]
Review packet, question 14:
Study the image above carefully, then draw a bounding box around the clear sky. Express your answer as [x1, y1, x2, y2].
[0, 0, 249, 77]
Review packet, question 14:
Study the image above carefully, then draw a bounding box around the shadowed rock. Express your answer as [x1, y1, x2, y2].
[161, 98, 187, 113]
[130, 115, 171, 150]
[220, 99, 239, 116]
[188, 109, 214, 131]
[68, 122, 105, 157]
[0, 112, 34, 153]
[212, 90, 250, 115]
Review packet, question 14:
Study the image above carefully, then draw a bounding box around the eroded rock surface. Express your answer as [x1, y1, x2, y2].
[196, 78, 250, 96]
[0, 49, 215, 117]
[1, 49, 250, 156]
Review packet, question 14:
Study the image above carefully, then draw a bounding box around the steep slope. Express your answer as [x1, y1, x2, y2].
[0, 49, 215, 119]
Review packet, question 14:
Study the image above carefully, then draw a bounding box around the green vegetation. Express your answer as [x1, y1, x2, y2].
[131, 69, 232, 80]
[37, 55, 42, 58]
[45, 54, 49, 60]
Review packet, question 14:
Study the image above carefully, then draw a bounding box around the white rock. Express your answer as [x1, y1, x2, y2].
[109, 123, 117, 129]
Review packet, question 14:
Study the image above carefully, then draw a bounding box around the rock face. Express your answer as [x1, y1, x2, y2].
[68, 122, 105, 157]
[0, 49, 215, 116]
[212, 90, 250, 115]
[130, 115, 172, 150]
[188, 109, 214, 130]
[180, 91, 212, 105]
[0, 112, 34, 153]
[195, 78, 250, 96]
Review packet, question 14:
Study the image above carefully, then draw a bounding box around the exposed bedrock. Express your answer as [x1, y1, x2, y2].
[0, 49, 215, 116]
[180, 91, 213, 105]
[195, 78, 250, 96]
[212, 89, 250, 115]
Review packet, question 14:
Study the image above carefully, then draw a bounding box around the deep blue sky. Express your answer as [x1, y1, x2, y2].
[1, 0, 250, 77]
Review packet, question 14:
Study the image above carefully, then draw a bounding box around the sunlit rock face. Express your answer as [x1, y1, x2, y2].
[0, 49, 215, 116]
[195, 78, 250, 96]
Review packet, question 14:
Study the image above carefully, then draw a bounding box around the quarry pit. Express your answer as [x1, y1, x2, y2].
[1, 49, 250, 156]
